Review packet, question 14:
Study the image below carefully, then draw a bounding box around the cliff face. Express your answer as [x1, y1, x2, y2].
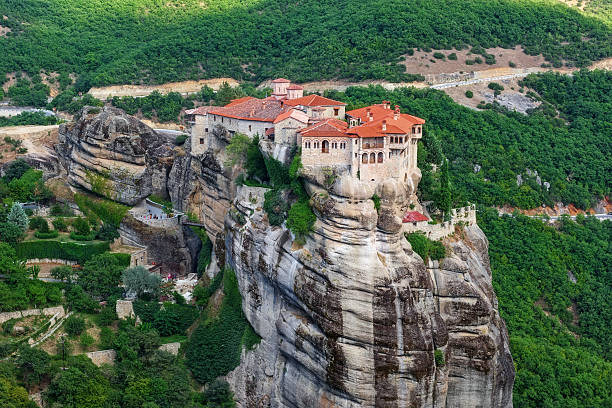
[55, 106, 175, 205]
[222, 180, 514, 407]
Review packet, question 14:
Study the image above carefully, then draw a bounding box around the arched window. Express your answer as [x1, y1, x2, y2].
[362, 153, 368, 164]
[378, 152, 384, 163]
[370, 153, 376, 163]
[322, 140, 329, 153]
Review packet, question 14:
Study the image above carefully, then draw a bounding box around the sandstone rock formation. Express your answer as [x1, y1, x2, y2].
[55, 106, 176, 205]
[224, 181, 514, 407]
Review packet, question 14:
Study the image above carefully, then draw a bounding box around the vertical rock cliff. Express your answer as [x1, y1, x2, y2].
[220, 180, 514, 407]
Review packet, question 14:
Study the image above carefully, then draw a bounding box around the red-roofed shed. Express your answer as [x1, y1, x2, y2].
[403, 211, 429, 223]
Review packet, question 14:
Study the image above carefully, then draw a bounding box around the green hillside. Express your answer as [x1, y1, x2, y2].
[0, 0, 610, 86]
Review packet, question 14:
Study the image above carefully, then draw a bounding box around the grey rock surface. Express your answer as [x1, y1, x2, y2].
[55, 106, 175, 205]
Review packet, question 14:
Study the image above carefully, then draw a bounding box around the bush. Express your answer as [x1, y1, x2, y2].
[15, 240, 110, 262]
[371, 194, 381, 213]
[263, 189, 288, 226]
[69, 231, 96, 241]
[96, 223, 119, 241]
[404, 233, 447, 262]
[64, 316, 85, 337]
[509, 61, 516, 68]
[52, 217, 68, 232]
[34, 230, 59, 239]
[174, 134, 188, 145]
[465, 90, 473, 98]
[108, 253, 131, 267]
[434, 349, 445, 366]
[79, 332, 94, 349]
[29, 216, 47, 231]
[72, 217, 90, 236]
[50, 204, 73, 217]
[488, 82, 504, 92]
[448, 53, 457, 60]
[433, 52, 445, 60]
[286, 200, 316, 243]
[99, 327, 115, 349]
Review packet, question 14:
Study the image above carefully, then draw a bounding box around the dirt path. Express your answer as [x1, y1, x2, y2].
[0, 125, 59, 165]
[88, 77, 240, 99]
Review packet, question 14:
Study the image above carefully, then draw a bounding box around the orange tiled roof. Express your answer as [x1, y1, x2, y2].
[283, 94, 346, 107]
[299, 119, 352, 138]
[272, 78, 291, 83]
[273, 108, 309, 124]
[287, 84, 304, 90]
[225, 96, 256, 107]
[209, 98, 288, 122]
[347, 104, 425, 125]
[347, 115, 421, 138]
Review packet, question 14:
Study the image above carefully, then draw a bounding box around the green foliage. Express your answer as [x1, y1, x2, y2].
[47, 90, 103, 114]
[193, 271, 224, 307]
[79, 332, 95, 349]
[73, 194, 128, 228]
[404, 233, 446, 262]
[64, 316, 86, 337]
[51, 217, 68, 232]
[433, 52, 445, 60]
[108, 252, 132, 267]
[28, 216, 46, 231]
[480, 210, 612, 406]
[0, 111, 60, 127]
[72, 217, 91, 236]
[5, 169, 51, 203]
[7, 204, 28, 233]
[15, 240, 110, 262]
[50, 204, 74, 217]
[371, 194, 381, 213]
[0, 0, 608, 85]
[448, 52, 457, 60]
[438, 159, 452, 221]
[7, 79, 49, 107]
[286, 200, 316, 243]
[122, 266, 161, 299]
[174, 134, 188, 145]
[465, 90, 473, 98]
[263, 189, 288, 226]
[225, 133, 250, 168]
[45, 356, 111, 408]
[77, 253, 124, 299]
[111, 90, 191, 122]
[50, 265, 74, 284]
[34, 230, 59, 239]
[64, 285, 98, 313]
[245, 136, 268, 182]
[434, 349, 445, 366]
[2, 159, 31, 183]
[0, 371, 35, 408]
[16, 345, 50, 387]
[199, 379, 236, 408]
[186, 268, 260, 384]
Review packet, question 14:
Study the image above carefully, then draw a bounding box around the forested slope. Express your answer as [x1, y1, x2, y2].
[0, 0, 610, 86]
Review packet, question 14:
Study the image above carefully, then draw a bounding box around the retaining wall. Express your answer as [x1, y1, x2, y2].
[0, 306, 65, 325]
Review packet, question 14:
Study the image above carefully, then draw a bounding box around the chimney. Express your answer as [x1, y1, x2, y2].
[394, 105, 400, 120]
[367, 108, 373, 121]
[382, 120, 387, 131]
[382, 100, 390, 109]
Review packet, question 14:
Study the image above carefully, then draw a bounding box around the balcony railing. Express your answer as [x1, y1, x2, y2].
[362, 142, 384, 149]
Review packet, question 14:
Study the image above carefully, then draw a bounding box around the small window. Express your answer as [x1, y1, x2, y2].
[370, 153, 376, 163]
[249, 125, 252, 132]
[205, 128, 208, 132]
[378, 152, 384, 163]
[362, 153, 368, 164]
[355, 153, 357, 158]
[389, 152, 391, 158]
[221, 117, 224, 123]
[355, 140, 358, 145]
[199, 138, 204, 145]
[334, 108, 339, 115]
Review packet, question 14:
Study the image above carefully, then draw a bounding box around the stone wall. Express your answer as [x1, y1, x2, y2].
[0, 306, 65, 324]
[116, 300, 135, 320]
[86, 349, 117, 367]
[403, 205, 477, 240]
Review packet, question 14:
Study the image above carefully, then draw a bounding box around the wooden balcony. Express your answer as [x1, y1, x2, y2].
[362, 142, 384, 149]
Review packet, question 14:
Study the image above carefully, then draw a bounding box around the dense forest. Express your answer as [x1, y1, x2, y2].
[324, 69, 611, 209]
[479, 210, 612, 407]
[0, 0, 610, 85]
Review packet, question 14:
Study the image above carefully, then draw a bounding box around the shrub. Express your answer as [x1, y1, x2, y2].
[50, 265, 74, 283]
[404, 233, 447, 262]
[174, 134, 188, 145]
[465, 59, 475, 65]
[99, 327, 115, 349]
[69, 231, 96, 241]
[465, 90, 474, 98]
[371, 194, 381, 213]
[122, 266, 161, 299]
[286, 200, 316, 243]
[434, 349, 445, 366]
[433, 52, 445, 60]
[97, 304, 117, 327]
[29, 216, 47, 231]
[35, 230, 59, 239]
[509, 61, 516, 68]
[448, 53, 457, 60]
[50, 204, 73, 217]
[15, 240, 110, 262]
[79, 332, 95, 349]
[109, 253, 131, 267]
[8, 203, 29, 232]
[488, 82, 504, 92]
[64, 316, 85, 337]
[72, 217, 90, 236]
[52, 217, 68, 232]
[263, 189, 288, 226]
[95, 223, 119, 241]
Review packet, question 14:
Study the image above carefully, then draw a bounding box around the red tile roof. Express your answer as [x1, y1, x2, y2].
[283, 94, 346, 107]
[272, 78, 291, 83]
[403, 211, 429, 223]
[273, 108, 309, 124]
[287, 84, 304, 90]
[225, 96, 256, 107]
[347, 104, 425, 125]
[209, 98, 288, 122]
[299, 119, 351, 138]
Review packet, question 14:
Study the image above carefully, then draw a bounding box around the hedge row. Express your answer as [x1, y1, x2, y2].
[108, 252, 131, 267]
[15, 240, 110, 263]
[34, 230, 59, 239]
